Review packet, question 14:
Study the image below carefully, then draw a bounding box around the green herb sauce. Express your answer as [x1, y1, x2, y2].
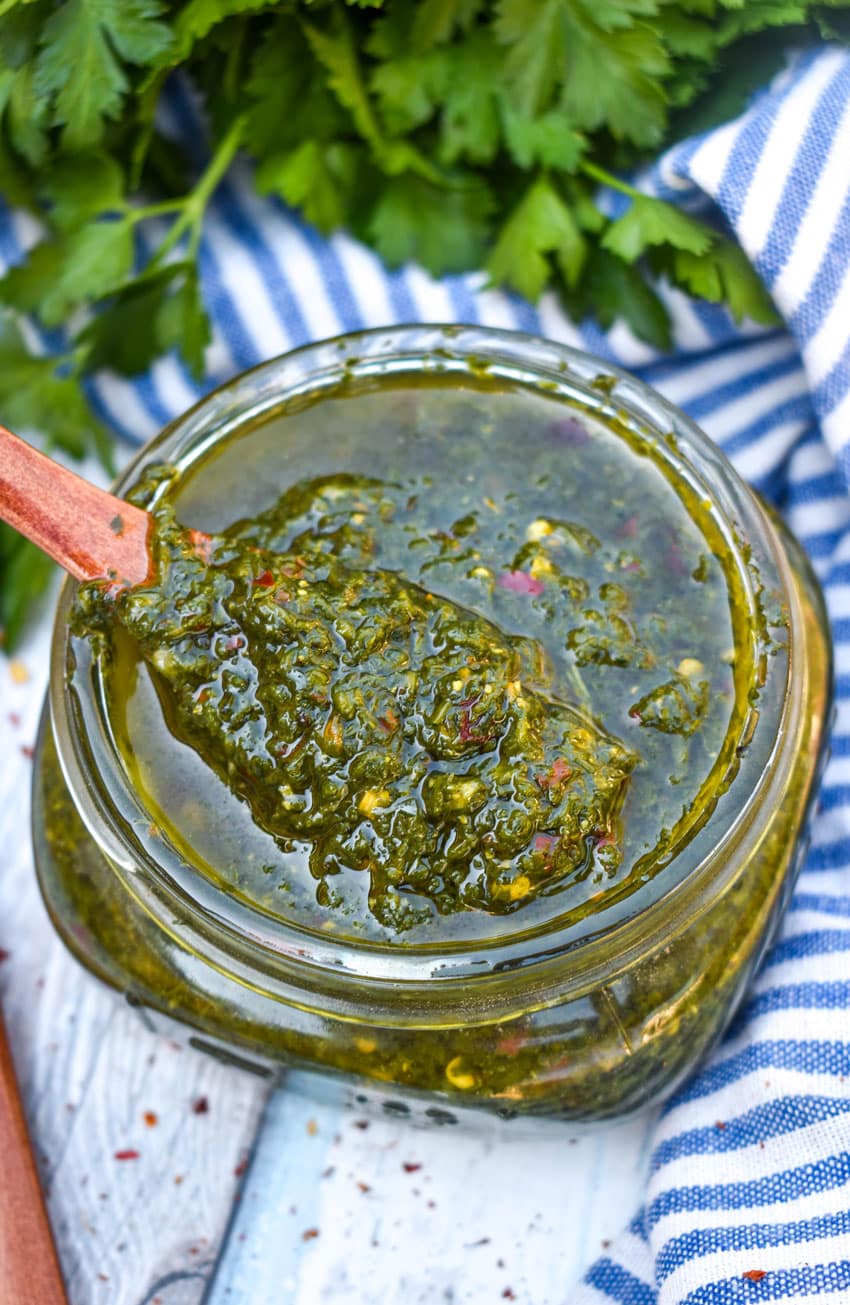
[73, 378, 738, 943]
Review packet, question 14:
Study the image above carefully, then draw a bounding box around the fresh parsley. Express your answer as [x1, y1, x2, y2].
[0, 0, 847, 646]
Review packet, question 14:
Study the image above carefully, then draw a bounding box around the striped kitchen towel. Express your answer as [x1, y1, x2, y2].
[3, 41, 850, 1305]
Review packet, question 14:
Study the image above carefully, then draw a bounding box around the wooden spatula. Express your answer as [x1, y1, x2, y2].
[0, 421, 154, 589]
[0, 1007, 67, 1304]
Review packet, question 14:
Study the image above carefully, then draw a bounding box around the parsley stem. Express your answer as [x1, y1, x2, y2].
[128, 200, 186, 223]
[579, 161, 643, 203]
[152, 115, 247, 266]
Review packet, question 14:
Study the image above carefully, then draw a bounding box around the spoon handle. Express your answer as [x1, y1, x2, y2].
[0, 423, 152, 587]
[0, 1008, 67, 1304]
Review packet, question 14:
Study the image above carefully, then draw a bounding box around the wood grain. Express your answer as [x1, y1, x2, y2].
[0, 425, 152, 588]
[0, 614, 272, 1305]
[0, 1007, 67, 1305]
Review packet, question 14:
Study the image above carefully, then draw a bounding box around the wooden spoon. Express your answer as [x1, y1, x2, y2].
[0, 421, 154, 588]
[0, 420, 166, 1305]
[0, 1008, 67, 1305]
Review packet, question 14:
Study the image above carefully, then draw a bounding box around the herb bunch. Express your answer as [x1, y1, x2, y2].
[0, 0, 848, 647]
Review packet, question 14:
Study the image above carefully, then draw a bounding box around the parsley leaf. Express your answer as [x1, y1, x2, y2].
[0, 310, 106, 457]
[369, 173, 494, 273]
[488, 176, 586, 300]
[39, 217, 136, 325]
[155, 262, 212, 378]
[583, 248, 672, 349]
[602, 194, 715, 262]
[41, 151, 125, 229]
[170, 0, 283, 63]
[0, 526, 54, 652]
[671, 239, 780, 325]
[257, 140, 361, 233]
[34, 0, 171, 148]
[0, 0, 837, 643]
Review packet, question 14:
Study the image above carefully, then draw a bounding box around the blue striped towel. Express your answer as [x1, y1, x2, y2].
[3, 42, 850, 1305]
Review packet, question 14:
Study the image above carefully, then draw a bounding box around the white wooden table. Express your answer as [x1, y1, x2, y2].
[0, 606, 653, 1304]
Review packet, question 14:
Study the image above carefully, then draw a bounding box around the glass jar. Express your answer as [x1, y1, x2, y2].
[32, 326, 832, 1123]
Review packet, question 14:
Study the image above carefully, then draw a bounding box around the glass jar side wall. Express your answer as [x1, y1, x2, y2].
[32, 523, 831, 1123]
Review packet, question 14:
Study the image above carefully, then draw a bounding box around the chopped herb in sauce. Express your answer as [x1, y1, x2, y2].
[72, 380, 741, 940]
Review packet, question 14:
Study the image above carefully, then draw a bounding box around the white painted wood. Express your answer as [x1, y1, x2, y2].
[0, 614, 271, 1305]
[210, 1076, 654, 1305]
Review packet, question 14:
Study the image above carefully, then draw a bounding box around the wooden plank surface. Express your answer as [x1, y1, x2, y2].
[1, 606, 652, 1304]
[0, 611, 271, 1305]
[211, 1077, 653, 1305]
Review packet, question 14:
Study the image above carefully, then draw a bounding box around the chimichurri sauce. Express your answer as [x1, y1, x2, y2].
[72, 378, 739, 944]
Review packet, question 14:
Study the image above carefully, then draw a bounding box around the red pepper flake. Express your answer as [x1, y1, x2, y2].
[537, 758, 572, 790]
[496, 1033, 526, 1056]
[7, 712, 20, 728]
[534, 833, 557, 854]
[114, 1149, 139, 1161]
[353, 1119, 370, 1130]
[97, 1273, 110, 1282]
[715, 1120, 727, 1131]
[458, 694, 486, 744]
[225, 635, 244, 652]
[302, 1228, 320, 1242]
[497, 570, 544, 597]
[189, 530, 213, 563]
[0, 949, 9, 963]
[402, 1162, 422, 1174]
[143, 1111, 158, 1128]
[743, 1270, 766, 1283]
[357, 1181, 371, 1193]
[502, 1290, 516, 1301]
[253, 570, 275, 588]
[617, 514, 639, 539]
[234, 1156, 248, 1178]
[192, 1096, 209, 1115]
[174, 1175, 184, 1185]
[620, 559, 641, 573]
[19, 744, 34, 760]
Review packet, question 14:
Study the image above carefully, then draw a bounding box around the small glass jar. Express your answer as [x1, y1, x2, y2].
[32, 326, 832, 1123]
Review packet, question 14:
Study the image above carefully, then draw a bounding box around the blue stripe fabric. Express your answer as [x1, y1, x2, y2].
[4, 47, 850, 1305]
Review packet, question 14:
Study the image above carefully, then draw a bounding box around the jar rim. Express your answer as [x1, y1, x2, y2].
[48, 324, 801, 1018]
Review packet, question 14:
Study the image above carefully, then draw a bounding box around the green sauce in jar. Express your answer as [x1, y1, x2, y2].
[75, 377, 746, 944]
[34, 332, 830, 1121]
